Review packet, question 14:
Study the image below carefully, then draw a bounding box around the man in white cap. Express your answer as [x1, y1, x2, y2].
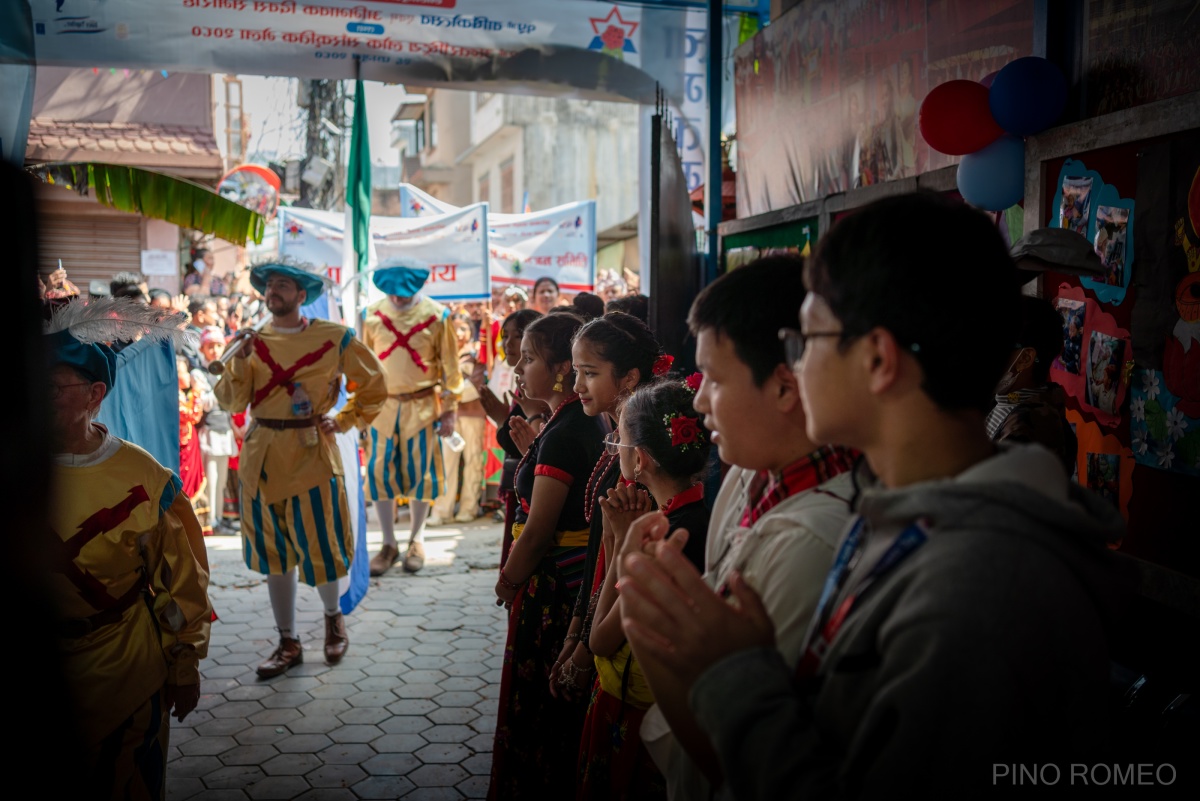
[363, 260, 464, 575]
[215, 258, 387, 677]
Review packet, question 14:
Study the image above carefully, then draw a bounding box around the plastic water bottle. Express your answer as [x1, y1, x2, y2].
[291, 382, 318, 447]
[445, 431, 466, 453]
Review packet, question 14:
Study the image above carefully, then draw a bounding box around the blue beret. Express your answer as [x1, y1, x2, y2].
[47, 328, 118, 391]
[250, 263, 327, 302]
[373, 265, 430, 298]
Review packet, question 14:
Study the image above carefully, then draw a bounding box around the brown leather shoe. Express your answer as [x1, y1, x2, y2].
[403, 540, 425, 573]
[256, 637, 302, 679]
[324, 612, 349, 665]
[369, 543, 400, 577]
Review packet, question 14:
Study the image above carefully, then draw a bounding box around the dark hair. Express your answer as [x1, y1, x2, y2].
[687, 255, 805, 386]
[148, 288, 172, 304]
[805, 191, 1018, 411]
[523, 311, 585, 377]
[605, 293, 648, 323]
[110, 271, 144, 300]
[187, 296, 216, 316]
[623, 379, 712, 483]
[571, 291, 605, 321]
[502, 308, 541, 335]
[547, 305, 577, 315]
[532, 276, 560, 295]
[573, 311, 661, 387]
[1015, 295, 1063, 385]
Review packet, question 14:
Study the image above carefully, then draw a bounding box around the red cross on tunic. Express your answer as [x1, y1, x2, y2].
[375, 311, 438, 372]
[251, 337, 335, 407]
[52, 485, 150, 610]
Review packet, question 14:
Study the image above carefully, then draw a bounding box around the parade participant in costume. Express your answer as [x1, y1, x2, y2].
[45, 297, 212, 800]
[488, 313, 605, 800]
[577, 378, 713, 800]
[215, 258, 387, 677]
[177, 354, 210, 534]
[551, 313, 668, 705]
[430, 312, 486, 525]
[362, 260, 463, 575]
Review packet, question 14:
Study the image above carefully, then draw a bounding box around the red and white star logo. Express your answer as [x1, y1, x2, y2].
[590, 6, 638, 38]
[588, 5, 638, 53]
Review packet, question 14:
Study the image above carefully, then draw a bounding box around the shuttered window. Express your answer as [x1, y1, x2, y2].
[38, 214, 142, 291]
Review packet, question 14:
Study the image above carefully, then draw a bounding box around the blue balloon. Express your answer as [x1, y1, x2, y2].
[957, 134, 1026, 211]
[989, 56, 1067, 136]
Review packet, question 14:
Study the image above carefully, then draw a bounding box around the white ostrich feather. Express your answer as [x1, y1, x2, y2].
[45, 296, 195, 347]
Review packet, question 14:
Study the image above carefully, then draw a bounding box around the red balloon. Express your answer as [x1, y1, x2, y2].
[919, 80, 1005, 156]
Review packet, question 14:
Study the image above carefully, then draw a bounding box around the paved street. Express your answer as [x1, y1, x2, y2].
[168, 510, 508, 801]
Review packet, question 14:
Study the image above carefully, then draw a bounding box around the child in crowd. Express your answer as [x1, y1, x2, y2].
[577, 378, 712, 800]
[619, 193, 1125, 797]
[431, 312, 486, 525]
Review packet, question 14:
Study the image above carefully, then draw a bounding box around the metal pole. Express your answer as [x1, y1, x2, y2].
[705, 0, 723, 286]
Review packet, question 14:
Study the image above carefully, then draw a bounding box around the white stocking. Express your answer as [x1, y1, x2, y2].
[375, 499, 397, 548]
[266, 570, 298, 639]
[316, 581, 341, 616]
[409, 499, 429, 544]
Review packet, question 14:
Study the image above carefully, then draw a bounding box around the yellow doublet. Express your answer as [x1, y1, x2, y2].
[362, 297, 464, 502]
[50, 438, 212, 744]
[215, 319, 386, 505]
[215, 319, 387, 585]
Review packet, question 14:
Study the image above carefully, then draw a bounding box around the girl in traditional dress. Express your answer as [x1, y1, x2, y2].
[488, 313, 605, 800]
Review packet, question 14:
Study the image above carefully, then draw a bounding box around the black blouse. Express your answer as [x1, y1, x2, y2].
[513, 398, 604, 532]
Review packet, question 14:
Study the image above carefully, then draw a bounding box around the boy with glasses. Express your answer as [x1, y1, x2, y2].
[619, 193, 1125, 796]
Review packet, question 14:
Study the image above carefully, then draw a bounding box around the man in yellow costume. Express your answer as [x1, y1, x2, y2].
[45, 297, 212, 801]
[216, 259, 387, 677]
[363, 261, 463, 575]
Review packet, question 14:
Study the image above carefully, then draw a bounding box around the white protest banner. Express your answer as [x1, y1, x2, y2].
[279, 204, 489, 305]
[370, 203, 490, 303]
[399, 184, 596, 293]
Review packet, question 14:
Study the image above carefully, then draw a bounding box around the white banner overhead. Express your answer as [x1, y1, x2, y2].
[399, 183, 597, 293]
[278, 203, 489, 304]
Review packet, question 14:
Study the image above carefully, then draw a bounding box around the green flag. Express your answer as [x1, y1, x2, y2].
[343, 79, 371, 325]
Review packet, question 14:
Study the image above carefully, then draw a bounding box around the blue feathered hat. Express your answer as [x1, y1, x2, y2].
[44, 297, 193, 391]
[250, 256, 331, 302]
[373, 258, 430, 298]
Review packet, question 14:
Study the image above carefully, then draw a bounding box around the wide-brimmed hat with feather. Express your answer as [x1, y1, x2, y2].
[44, 297, 193, 390]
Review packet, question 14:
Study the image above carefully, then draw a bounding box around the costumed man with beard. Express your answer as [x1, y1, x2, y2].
[363, 260, 463, 575]
[45, 297, 212, 800]
[215, 259, 387, 677]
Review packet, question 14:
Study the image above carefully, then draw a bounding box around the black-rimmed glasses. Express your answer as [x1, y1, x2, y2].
[47, 381, 92, 400]
[778, 327, 843, 369]
[603, 431, 637, 456]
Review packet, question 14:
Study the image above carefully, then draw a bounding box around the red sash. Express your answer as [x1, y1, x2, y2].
[375, 311, 438, 372]
[251, 337, 335, 406]
[53, 485, 150, 609]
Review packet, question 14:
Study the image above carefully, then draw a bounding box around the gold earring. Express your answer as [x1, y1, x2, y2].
[553, 373, 564, 393]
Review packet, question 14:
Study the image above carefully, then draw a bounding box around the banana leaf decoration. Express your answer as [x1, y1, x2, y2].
[26, 161, 266, 247]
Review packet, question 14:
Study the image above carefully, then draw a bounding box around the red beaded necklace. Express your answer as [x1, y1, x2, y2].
[583, 451, 620, 525]
[514, 393, 581, 484]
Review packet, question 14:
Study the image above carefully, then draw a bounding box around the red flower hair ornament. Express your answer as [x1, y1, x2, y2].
[652, 354, 674, 376]
[684, 372, 703, 393]
[664, 412, 704, 451]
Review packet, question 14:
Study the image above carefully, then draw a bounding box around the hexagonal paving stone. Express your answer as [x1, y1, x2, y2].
[426, 707, 479, 725]
[465, 733, 494, 752]
[305, 763, 366, 788]
[293, 789, 358, 801]
[404, 655, 452, 670]
[461, 753, 492, 776]
[218, 744, 280, 766]
[434, 692, 482, 708]
[306, 684, 359, 701]
[274, 733, 333, 753]
[415, 629, 457, 643]
[166, 776, 204, 800]
[408, 764, 468, 787]
[282, 715, 343, 735]
[178, 735, 238, 756]
[392, 683, 444, 700]
[414, 742, 471, 764]
[223, 684, 276, 702]
[297, 699, 351, 717]
[266, 676, 322, 693]
[327, 724, 382, 743]
[317, 743, 376, 764]
[195, 718, 252, 737]
[247, 708, 302, 726]
[457, 774, 490, 798]
[351, 775, 416, 799]
[258, 692, 313, 709]
[202, 764, 266, 789]
[316, 669, 366, 685]
[401, 669, 449, 684]
[260, 752, 322, 776]
[411, 643, 455, 657]
[233, 726, 291, 745]
[377, 715, 433, 735]
[473, 699, 499, 717]
[360, 752, 421, 776]
[204, 664, 248, 679]
[245, 775, 310, 800]
[167, 756, 224, 778]
[184, 790, 250, 801]
[437, 676, 485, 693]
[344, 691, 395, 708]
[337, 706, 390, 725]
[441, 662, 488, 678]
[468, 714, 496, 734]
[370, 733, 427, 753]
[352, 676, 400, 692]
[448, 650, 489, 665]
[404, 789, 465, 801]
[421, 725, 476, 744]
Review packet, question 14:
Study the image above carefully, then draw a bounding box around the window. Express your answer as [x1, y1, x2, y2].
[478, 171, 491, 206]
[415, 116, 426, 153]
[499, 159, 514, 213]
[224, 76, 245, 169]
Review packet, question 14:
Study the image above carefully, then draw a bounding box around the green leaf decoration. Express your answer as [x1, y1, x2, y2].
[1145, 399, 1169, 442]
[27, 161, 265, 247]
[1176, 428, 1200, 469]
